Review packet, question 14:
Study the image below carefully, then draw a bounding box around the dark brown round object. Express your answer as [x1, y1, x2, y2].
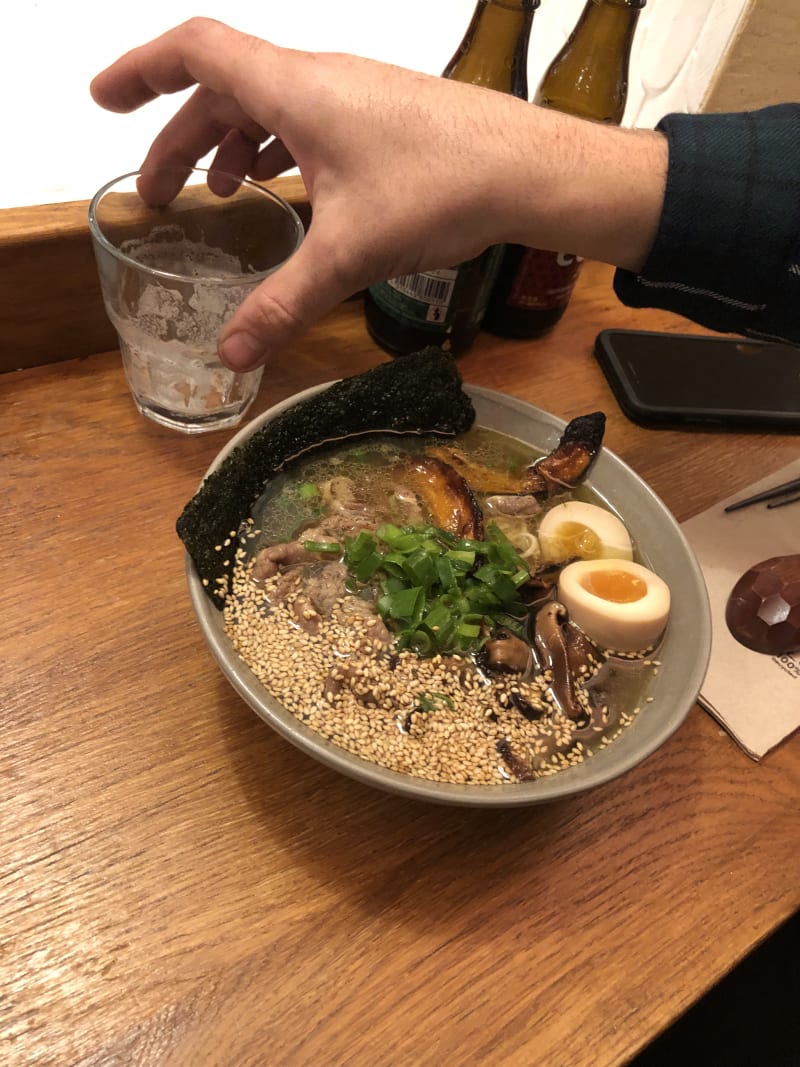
[725, 555, 800, 656]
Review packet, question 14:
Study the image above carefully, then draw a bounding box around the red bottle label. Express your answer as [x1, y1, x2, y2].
[508, 249, 584, 311]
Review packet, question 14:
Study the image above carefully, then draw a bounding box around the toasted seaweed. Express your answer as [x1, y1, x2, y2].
[178, 348, 476, 606]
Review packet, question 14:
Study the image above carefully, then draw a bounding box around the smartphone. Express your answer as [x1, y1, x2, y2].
[594, 328, 800, 431]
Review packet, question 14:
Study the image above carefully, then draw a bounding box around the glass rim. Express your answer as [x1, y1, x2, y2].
[87, 166, 305, 286]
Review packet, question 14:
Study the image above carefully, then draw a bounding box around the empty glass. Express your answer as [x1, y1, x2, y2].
[89, 167, 304, 433]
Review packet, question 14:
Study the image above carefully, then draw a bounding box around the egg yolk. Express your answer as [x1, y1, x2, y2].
[549, 521, 602, 559]
[580, 569, 647, 604]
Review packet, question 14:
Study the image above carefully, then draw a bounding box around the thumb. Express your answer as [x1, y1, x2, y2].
[218, 233, 354, 371]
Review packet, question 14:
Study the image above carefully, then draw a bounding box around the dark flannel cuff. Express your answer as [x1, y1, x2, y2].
[614, 104, 800, 339]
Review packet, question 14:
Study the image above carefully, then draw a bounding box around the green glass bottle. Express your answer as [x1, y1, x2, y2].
[483, 0, 646, 339]
[364, 0, 539, 357]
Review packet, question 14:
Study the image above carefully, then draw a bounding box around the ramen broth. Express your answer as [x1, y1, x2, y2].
[224, 427, 660, 784]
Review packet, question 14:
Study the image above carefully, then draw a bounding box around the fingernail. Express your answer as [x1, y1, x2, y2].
[220, 331, 265, 371]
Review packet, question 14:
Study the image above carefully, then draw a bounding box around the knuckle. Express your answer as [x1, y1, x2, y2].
[313, 223, 369, 291]
[178, 17, 235, 53]
[179, 16, 216, 39]
[249, 289, 306, 336]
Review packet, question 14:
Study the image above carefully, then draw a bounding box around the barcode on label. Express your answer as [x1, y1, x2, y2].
[388, 269, 457, 308]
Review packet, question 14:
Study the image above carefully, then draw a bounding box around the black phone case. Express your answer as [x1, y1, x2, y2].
[594, 329, 800, 432]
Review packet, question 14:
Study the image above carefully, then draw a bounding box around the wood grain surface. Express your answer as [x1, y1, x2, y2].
[2, 261, 798, 1067]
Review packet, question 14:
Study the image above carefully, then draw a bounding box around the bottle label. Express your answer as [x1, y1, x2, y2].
[384, 268, 459, 325]
[368, 248, 503, 335]
[508, 249, 584, 311]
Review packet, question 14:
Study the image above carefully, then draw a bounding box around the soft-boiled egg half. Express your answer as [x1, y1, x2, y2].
[538, 501, 633, 563]
[557, 559, 671, 652]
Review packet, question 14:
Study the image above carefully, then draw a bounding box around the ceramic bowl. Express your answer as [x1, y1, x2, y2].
[186, 384, 711, 806]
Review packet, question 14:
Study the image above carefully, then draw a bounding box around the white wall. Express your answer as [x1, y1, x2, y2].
[3, 0, 749, 209]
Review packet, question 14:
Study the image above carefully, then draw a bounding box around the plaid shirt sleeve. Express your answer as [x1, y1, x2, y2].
[613, 104, 800, 346]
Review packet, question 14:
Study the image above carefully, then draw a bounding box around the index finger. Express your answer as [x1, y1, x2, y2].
[90, 17, 278, 115]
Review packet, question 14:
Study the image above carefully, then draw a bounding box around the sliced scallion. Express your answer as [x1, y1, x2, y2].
[302, 540, 342, 554]
[343, 522, 531, 658]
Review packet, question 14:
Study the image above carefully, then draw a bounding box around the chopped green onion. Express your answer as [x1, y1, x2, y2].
[353, 551, 383, 583]
[391, 533, 424, 553]
[403, 549, 436, 588]
[379, 585, 425, 622]
[380, 552, 408, 579]
[417, 691, 455, 713]
[445, 549, 476, 570]
[458, 539, 485, 553]
[406, 630, 433, 656]
[376, 522, 405, 545]
[345, 530, 377, 564]
[342, 521, 531, 658]
[422, 601, 452, 633]
[435, 556, 457, 591]
[302, 539, 342, 554]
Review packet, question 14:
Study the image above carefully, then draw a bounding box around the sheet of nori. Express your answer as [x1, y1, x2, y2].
[178, 348, 476, 607]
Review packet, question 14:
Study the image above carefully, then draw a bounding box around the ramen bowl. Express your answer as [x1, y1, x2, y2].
[186, 384, 711, 806]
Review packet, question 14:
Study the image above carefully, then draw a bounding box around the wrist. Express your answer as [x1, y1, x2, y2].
[487, 104, 668, 271]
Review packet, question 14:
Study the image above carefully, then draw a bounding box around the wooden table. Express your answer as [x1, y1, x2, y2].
[3, 259, 798, 1066]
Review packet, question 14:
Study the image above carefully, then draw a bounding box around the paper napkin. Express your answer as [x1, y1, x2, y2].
[681, 459, 800, 760]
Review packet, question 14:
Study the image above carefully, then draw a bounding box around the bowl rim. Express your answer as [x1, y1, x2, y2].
[186, 382, 712, 807]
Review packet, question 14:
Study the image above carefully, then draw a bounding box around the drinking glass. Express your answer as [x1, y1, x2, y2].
[89, 167, 304, 433]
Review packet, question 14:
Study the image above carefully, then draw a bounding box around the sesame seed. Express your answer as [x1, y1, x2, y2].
[222, 555, 660, 786]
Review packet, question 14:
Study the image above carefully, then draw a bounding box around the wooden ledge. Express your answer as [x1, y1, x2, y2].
[0, 175, 310, 375]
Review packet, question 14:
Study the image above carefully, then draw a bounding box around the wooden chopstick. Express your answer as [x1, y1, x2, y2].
[724, 476, 800, 513]
[767, 493, 800, 510]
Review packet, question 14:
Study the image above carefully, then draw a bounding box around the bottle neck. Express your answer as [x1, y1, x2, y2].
[535, 0, 644, 123]
[442, 0, 539, 99]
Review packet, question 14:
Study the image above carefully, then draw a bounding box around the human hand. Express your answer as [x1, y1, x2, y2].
[90, 18, 538, 370]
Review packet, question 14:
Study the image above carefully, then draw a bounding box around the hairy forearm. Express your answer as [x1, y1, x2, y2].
[467, 92, 668, 272]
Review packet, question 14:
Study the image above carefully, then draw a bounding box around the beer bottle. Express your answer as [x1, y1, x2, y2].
[364, 0, 540, 358]
[482, 0, 645, 339]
